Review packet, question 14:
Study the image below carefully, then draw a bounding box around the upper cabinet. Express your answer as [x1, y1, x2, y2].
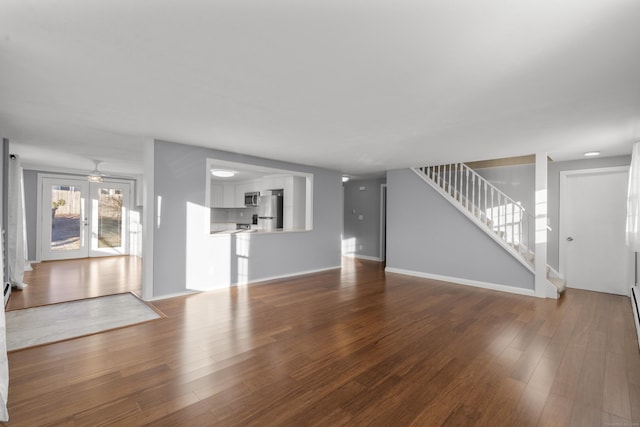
[207, 158, 313, 231]
[211, 179, 263, 208]
[211, 182, 243, 208]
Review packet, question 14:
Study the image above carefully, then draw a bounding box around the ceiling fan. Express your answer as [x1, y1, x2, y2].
[87, 160, 105, 182]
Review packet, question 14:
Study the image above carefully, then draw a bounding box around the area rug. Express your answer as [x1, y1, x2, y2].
[5, 293, 162, 351]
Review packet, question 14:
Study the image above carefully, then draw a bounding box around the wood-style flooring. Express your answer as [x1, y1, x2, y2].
[3, 258, 640, 426]
[6, 256, 142, 311]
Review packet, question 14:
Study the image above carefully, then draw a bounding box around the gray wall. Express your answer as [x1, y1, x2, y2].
[152, 140, 343, 298]
[386, 168, 534, 289]
[548, 155, 631, 270]
[471, 156, 632, 271]
[343, 177, 386, 260]
[23, 170, 37, 261]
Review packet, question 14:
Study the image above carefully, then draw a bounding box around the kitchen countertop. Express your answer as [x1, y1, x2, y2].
[210, 228, 309, 235]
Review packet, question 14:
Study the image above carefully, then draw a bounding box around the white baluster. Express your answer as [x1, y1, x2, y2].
[483, 181, 488, 225]
[448, 164, 452, 195]
[465, 168, 469, 210]
[453, 164, 458, 200]
[471, 173, 475, 214]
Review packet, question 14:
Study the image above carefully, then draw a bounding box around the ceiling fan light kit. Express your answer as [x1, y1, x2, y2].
[88, 160, 105, 182]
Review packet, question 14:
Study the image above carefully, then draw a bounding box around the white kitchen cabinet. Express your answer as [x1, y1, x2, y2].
[210, 183, 224, 207]
[222, 183, 237, 208]
[235, 183, 249, 207]
[261, 175, 285, 193]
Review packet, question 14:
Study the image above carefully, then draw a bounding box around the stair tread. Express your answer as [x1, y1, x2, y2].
[547, 276, 567, 293]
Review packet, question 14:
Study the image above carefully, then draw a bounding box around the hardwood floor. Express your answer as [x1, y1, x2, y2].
[6, 256, 142, 311]
[3, 258, 639, 426]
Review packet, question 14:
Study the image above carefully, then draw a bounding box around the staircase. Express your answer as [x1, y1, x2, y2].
[413, 163, 566, 296]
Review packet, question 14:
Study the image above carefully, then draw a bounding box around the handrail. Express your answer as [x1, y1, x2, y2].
[417, 163, 534, 261]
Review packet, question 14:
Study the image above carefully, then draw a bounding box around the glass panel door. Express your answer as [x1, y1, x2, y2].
[89, 182, 130, 257]
[41, 178, 89, 260]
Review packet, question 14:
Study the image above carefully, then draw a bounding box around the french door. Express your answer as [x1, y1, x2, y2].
[41, 178, 131, 260]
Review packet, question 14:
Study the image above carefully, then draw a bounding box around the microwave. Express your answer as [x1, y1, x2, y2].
[244, 191, 260, 206]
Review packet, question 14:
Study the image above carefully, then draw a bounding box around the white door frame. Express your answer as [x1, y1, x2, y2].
[379, 184, 387, 262]
[89, 181, 131, 257]
[36, 173, 134, 262]
[40, 177, 90, 261]
[559, 165, 630, 281]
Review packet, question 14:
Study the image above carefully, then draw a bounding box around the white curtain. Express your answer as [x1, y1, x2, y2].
[626, 142, 640, 252]
[7, 155, 27, 289]
[0, 230, 8, 422]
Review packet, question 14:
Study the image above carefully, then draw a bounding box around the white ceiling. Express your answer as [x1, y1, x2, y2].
[1, 0, 639, 177]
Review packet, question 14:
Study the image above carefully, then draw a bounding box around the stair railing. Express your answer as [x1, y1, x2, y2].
[418, 163, 534, 257]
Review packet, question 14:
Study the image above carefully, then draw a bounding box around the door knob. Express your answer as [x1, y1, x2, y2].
[566, 237, 573, 242]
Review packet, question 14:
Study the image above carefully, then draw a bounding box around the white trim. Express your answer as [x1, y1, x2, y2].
[180, 265, 342, 296]
[385, 267, 537, 297]
[241, 265, 341, 286]
[534, 152, 550, 298]
[344, 253, 382, 262]
[141, 140, 154, 301]
[379, 183, 387, 262]
[559, 165, 630, 278]
[145, 289, 199, 301]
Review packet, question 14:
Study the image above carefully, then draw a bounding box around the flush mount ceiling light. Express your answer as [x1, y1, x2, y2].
[211, 169, 235, 178]
[88, 160, 104, 182]
[584, 151, 601, 157]
[342, 176, 350, 183]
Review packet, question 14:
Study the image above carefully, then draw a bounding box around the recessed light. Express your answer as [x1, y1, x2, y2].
[211, 169, 235, 178]
[584, 151, 600, 157]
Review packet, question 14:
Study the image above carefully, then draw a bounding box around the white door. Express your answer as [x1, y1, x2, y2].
[560, 167, 632, 295]
[89, 182, 130, 257]
[42, 178, 90, 260]
[41, 178, 131, 260]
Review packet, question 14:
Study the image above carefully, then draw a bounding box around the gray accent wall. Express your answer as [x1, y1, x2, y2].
[386, 168, 534, 289]
[23, 170, 37, 261]
[152, 140, 343, 298]
[343, 177, 386, 260]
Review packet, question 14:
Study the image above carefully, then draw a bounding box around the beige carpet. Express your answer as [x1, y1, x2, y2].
[5, 293, 161, 351]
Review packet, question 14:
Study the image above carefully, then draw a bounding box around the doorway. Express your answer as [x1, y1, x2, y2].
[39, 176, 131, 261]
[560, 166, 632, 295]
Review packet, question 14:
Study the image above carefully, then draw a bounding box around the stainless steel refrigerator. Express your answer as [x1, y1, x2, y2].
[258, 190, 283, 230]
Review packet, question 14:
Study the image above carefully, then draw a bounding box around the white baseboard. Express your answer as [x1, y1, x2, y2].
[145, 290, 199, 302]
[245, 265, 342, 286]
[344, 253, 382, 262]
[162, 265, 342, 299]
[385, 267, 536, 297]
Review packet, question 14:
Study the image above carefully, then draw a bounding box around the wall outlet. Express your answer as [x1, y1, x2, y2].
[358, 214, 364, 220]
[359, 186, 366, 191]
[359, 244, 363, 250]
